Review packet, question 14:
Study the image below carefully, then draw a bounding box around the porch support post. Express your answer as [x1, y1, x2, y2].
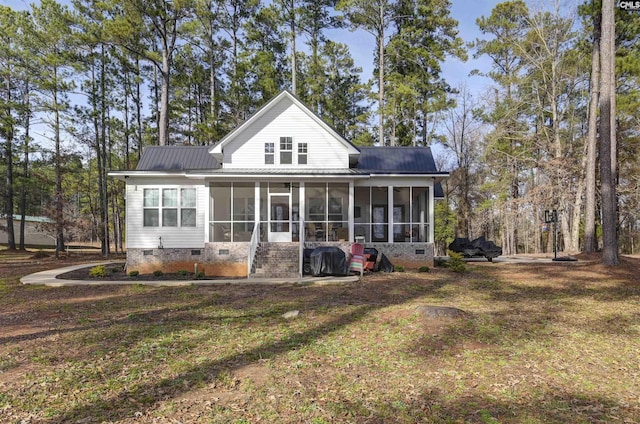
[300, 182, 306, 231]
[204, 182, 210, 243]
[429, 181, 434, 243]
[388, 185, 394, 243]
[255, 182, 260, 235]
[348, 181, 354, 242]
[299, 182, 305, 276]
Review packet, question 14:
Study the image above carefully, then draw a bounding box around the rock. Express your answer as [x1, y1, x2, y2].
[282, 310, 300, 319]
[415, 305, 467, 319]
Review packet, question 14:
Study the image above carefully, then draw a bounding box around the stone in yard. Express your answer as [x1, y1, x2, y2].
[282, 310, 300, 319]
[415, 305, 467, 319]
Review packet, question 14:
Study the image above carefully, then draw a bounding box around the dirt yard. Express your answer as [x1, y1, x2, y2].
[1, 249, 639, 423]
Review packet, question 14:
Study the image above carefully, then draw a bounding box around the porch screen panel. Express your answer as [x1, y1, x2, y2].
[305, 183, 326, 241]
[411, 187, 429, 242]
[393, 187, 410, 242]
[354, 187, 371, 242]
[371, 187, 388, 242]
[210, 183, 231, 242]
[327, 183, 348, 241]
[232, 183, 255, 242]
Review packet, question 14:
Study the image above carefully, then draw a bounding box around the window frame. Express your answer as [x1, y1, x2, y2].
[280, 136, 292, 164]
[298, 142, 308, 165]
[265, 142, 275, 164]
[142, 187, 197, 228]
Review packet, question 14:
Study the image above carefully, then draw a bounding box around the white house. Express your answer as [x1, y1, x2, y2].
[110, 91, 448, 277]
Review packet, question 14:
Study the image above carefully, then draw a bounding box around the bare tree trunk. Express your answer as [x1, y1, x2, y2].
[584, 8, 600, 252]
[53, 68, 65, 258]
[378, 4, 385, 146]
[599, 0, 618, 265]
[3, 90, 16, 250]
[159, 51, 170, 146]
[19, 80, 30, 251]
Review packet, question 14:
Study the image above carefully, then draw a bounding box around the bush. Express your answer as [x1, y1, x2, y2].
[195, 271, 205, 279]
[153, 270, 164, 277]
[177, 270, 189, 276]
[434, 257, 448, 267]
[128, 270, 139, 277]
[447, 251, 467, 273]
[89, 265, 108, 278]
[394, 265, 405, 272]
[418, 266, 430, 273]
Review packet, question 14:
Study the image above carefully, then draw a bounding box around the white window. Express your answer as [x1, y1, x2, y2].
[265, 142, 274, 164]
[180, 188, 197, 227]
[143, 187, 197, 227]
[143, 189, 159, 227]
[280, 137, 292, 164]
[298, 143, 308, 165]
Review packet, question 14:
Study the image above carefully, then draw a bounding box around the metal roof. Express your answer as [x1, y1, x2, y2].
[186, 168, 366, 176]
[356, 146, 440, 173]
[137, 146, 219, 171]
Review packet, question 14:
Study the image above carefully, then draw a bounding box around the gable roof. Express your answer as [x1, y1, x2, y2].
[136, 146, 219, 171]
[209, 90, 360, 160]
[356, 146, 442, 174]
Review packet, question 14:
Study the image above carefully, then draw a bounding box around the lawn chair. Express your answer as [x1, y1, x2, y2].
[348, 243, 365, 276]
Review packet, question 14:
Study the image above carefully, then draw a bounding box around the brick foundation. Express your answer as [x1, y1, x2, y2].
[126, 242, 435, 277]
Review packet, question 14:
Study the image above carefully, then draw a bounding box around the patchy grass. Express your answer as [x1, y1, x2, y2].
[0, 251, 639, 423]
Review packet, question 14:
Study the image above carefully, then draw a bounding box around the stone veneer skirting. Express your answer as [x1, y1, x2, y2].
[127, 242, 434, 277]
[127, 243, 250, 277]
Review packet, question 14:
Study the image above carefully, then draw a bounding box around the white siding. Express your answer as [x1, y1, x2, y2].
[224, 97, 350, 169]
[126, 177, 207, 249]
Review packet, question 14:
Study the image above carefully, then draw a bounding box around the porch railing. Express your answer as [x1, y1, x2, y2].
[247, 223, 260, 277]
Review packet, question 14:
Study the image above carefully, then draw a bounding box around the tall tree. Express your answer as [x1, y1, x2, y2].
[599, 0, 618, 265]
[30, 0, 78, 257]
[442, 84, 482, 238]
[298, 0, 338, 112]
[582, 1, 601, 253]
[386, 0, 465, 147]
[104, 0, 192, 145]
[338, 0, 393, 145]
[0, 6, 20, 250]
[473, 0, 529, 255]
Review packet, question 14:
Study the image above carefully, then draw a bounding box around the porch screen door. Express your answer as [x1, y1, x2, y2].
[268, 193, 292, 242]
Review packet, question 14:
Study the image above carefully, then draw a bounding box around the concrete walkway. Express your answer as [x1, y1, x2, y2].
[20, 262, 360, 287]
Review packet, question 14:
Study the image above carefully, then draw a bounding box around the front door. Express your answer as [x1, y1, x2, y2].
[268, 193, 292, 242]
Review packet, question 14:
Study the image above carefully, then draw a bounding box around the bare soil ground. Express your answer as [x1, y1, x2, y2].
[1, 249, 639, 423]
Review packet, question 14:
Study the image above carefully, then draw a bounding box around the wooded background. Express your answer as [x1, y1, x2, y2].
[0, 0, 637, 263]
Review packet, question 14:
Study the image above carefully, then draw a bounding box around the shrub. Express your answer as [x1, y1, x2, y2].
[89, 265, 108, 278]
[153, 270, 164, 277]
[434, 257, 448, 268]
[447, 251, 467, 273]
[177, 270, 189, 276]
[128, 270, 139, 277]
[418, 266, 430, 273]
[195, 271, 205, 279]
[31, 251, 50, 259]
[394, 265, 405, 272]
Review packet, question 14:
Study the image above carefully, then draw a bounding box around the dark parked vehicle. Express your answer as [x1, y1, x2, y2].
[448, 236, 502, 262]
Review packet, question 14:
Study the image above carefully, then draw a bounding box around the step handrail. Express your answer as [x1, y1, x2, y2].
[247, 222, 260, 276]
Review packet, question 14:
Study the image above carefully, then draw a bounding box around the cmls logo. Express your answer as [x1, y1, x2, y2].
[618, 1, 640, 10]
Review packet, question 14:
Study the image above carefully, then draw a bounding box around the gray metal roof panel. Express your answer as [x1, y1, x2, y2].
[137, 146, 219, 171]
[186, 168, 367, 175]
[357, 146, 439, 173]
